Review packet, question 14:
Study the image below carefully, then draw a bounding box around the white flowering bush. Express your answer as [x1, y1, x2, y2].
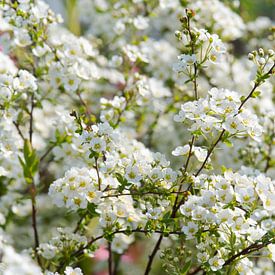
[0, 0, 274, 274]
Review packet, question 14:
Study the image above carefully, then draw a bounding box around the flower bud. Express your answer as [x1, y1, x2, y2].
[248, 53, 254, 60]
[185, 8, 195, 18]
[175, 30, 182, 40]
[268, 49, 274, 56]
[258, 48, 264, 57]
[179, 16, 187, 24]
[258, 57, 266, 65]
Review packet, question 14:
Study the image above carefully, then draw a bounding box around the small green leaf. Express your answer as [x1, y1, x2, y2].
[181, 261, 192, 274]
[223, 139, 233, 147]
[251, 90, 261, 98]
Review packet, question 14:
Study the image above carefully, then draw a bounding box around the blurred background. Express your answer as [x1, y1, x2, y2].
[45, 0, 275, 36]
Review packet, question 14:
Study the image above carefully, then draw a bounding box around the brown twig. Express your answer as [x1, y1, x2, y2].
[27, 93, 41, 265]
[40, 143, 56, 162]
[73, 215, 85, 234]
[29, 93, 35, 144]
[144, 234, 163, 275]
[264, 125, 274, 173]
[223, 240, 273, 266]
[194, 129, 225, 177]
[30, 179, 41, 265]
[101, 190, 187, 199]
[13, 121, 25, 140]
[108, 242, 113, 275]
[77, 91, 92, 115]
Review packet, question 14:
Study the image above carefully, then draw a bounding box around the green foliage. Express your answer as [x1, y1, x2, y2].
[18, 140, 39, 184]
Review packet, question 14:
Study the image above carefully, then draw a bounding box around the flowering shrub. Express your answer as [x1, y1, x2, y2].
[0, 0, 274, 274]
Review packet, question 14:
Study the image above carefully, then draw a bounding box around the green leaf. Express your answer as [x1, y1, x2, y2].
[19, 140, 40, 183]
[251, 90, 261, 98]
[181, 261, 192, 274]
[23, 140, 32, 163]
[89, 150, 99, 159]
[223, 139, 233, 147]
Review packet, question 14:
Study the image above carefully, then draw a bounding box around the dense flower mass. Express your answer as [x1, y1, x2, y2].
[0, 0, 274, 275]
[174, 87, 263, 141]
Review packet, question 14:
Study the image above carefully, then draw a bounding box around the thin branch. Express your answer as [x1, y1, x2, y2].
[188, 266, 202, 275]
[73, 215, 85, 233]
[108, 242, 113, 275]
[186, 15, 198, 100]
[77, 91, 92, 116]
[29, 93, 35, 144]
[27, 92, 41, 265]
[30, 180, 41, 265]
[101, 190, 187, 199]
[144, 234, 163, 275]
[13, 121, 25, 140]
[194, 129, 225, 177]
[172, 136, 195, 215]
[113, 255, 121, 275]
[264, 141, 272, 173]
[223, 240, 273, 266]
[40, 143, 56, 162]
[238, 63, 274, 111]
[264, 125, 274, 173]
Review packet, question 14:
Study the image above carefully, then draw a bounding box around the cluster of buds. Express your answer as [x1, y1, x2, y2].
[248, 48, 274, 67]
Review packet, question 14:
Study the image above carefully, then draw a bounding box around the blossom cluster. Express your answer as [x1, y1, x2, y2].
[179, 170, 275, 271]
[174, 87, 263, 141]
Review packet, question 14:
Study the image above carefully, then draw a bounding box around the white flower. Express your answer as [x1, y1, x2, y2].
[197, 252, 209, 263]
[235, 258, 254, 274]
[180, 54, 197, 65]
[163, 168, 177, 182]
[110, 55, 123, 67]
[261, 192, 275, 211]
[38, 243, 57, 259]
[210, 34, 226, 53]
[146, 206, 163, 220]
[209, 255, 225, 271]
[32, 44, 51, 57]
[13, 70, 37, 91]
[125, 165, 142, 185]
[63, 75, 81, 92]
[267, 244, 275, 262]
[193, 147, 207, 162]
[49, 65, 64, 88]
[172, 145, 190, 156]
[222, 116, 243, 134]
[133, 16, 149, 30]
[182, 221, 198, 239]
[64, 266, 83, 275]
[235, 186, 255, 204]
[173, 54, 196, 73]
[149, 167, 163, 181]
[174, 110, 185, 122]
[180, 201, 193, 217]
[123, 45, 148, 63]
[112, 234, 134, 254]
[90, 137, 106, 153]
[14, 29, 32, 47]
[114, 20, 126, 35]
